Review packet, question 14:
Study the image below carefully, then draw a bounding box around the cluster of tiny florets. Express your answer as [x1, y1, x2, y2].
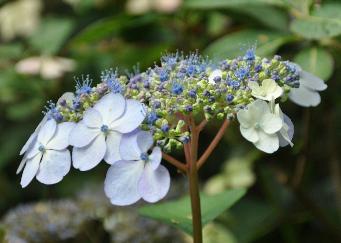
[44, 49, 300, 151]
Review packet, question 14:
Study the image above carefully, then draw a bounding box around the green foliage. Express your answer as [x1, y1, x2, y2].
[184, 0, 285, 8]
[204, 30, 294, 59]
[290, 3, 341, 39]
[139, 189, 246, 235]
[29, 18, 74, 55]
[294, 47, 334, 80]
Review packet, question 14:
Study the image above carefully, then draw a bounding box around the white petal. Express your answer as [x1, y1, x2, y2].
[149, 147, 162, 170]
[20, 153, 42, 188]
[104, 160, 144, 206]
[20, 132, 37, 156]
[83, 108, 103, 128]
[301, 71, 327, 91]
[57, 92, 75, 106]
[120, 130, 142, 160]
[254, 131, 279, 154]
[240, 126, 259, 143]
[93, 93, 126, 125]
[69, 122, 99, 147]
[237, 109, 255, 128]
[111, 99, 146, 133]
[279, 114, 294, 147]
[104, 131, 122, 164]
[137, 130, 154, 153]
[17, 156, 28, 175]
[289, 86, 321, 107]
[26, 141, 40, 159]
[36, 150, 71, 185]
[37, 119, 57, 145]
[47, 122, 75, 150]
[260, 113, 283, 134]
[72, 134, 106, 171]
[139, 163, 170, 203]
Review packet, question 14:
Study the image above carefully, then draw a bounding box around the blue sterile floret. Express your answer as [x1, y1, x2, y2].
[43, 50, 301, 150]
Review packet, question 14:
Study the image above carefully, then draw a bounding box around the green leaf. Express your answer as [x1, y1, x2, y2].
[233, 5, 289, 31]
[29, 18, 74, 55]
[184, 0, 285, 8]
[70, 14, 158, 45]
[293, 47, 334, 80]
[0, 43, 23, 59]
[138, 188, 246, 235]
[204, 30, 295, 60]
[290, 3, 341, 39]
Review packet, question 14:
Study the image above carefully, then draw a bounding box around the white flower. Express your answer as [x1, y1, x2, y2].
[18, 119, 75, 188]
[237, 100, 283, 153]
[104, 130, 170, 205]
[208, 69, 222, 84]
[0, 0, 41, 41]
[15, 56, 76, 79]
[274, 104, 294, 147]
[69, 93, 146, 171]
[248, 79, 283, 101]
[289, 67, 327, 107]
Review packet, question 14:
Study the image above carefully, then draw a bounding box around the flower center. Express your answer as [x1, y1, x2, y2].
[255, 122, 261, 129]
[140, 152, 149, 162]
[38, 145, 46, 153]
[101, 125, 109, 134]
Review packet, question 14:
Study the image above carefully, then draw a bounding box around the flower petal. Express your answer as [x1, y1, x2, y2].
[260, 113, 283, 134]
[72, 134, 106, 171]
[111, 100, 146, 133]
[254, 131, 279, 154]
[104, 131, 122, 164]
[20, 153, 42, 188]
[47, 122, 75, 150]
[237, 109, 255, 128]
[137, 130, 154, 153]
[120, 130, 142, 160]
[301, 71, 327, 91]
[279, 113, 294, 147]
[240, 126, 259, 143]
[36, 149, 71, 185]
[104, 160, 144, 206]
[149, 147, 162, 170]
[37, 119, 57, 145]
[69, 122, 99, 148]
[139, 163, 170, 203]
[83, 108, 103, 128]
[16, 156, 28, 175]
[289, 86, 321, 107]
[93, 93, 126, 125]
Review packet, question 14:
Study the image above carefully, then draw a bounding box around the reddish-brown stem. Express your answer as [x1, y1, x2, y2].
[162, 152, 187, 172]
[187, 116, 203, 243]
[197, 119, 208, 132]
[184, 143, 191, 166]
[197, 119, 229, 169]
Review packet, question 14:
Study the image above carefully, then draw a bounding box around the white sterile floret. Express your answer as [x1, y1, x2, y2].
[237, 100, 283, 153]
[289, 65, 327, 107]
[69, 93, 146, 171]
[208, 69, 222, 84]
[104, 130, 170, 206]
[248, 79, 283, 101]
[18, 119, 75, 188]
[274, 104, 294, 147]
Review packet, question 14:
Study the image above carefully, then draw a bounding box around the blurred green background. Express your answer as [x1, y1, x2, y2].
[0, 0, 340, 242]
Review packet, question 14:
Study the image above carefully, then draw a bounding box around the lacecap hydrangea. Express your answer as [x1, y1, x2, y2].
[17, 50, 326, 205]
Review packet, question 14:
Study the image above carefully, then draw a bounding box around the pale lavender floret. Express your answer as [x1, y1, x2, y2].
[18, 119, 75, 188]
[69, 93, 146, 171]
[104, 130, 170, 206]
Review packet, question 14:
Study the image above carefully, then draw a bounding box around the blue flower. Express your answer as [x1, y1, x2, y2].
[188, 89, 197, 98]
[161, 124, 170, 132]
[235, 67, 249, 80]
[243, 48, 255, 61]
[75, 76, 92, 96]
[146, 111, 158, 124]
[226, 94, 234, 103]
[171, 83, 183, 95]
